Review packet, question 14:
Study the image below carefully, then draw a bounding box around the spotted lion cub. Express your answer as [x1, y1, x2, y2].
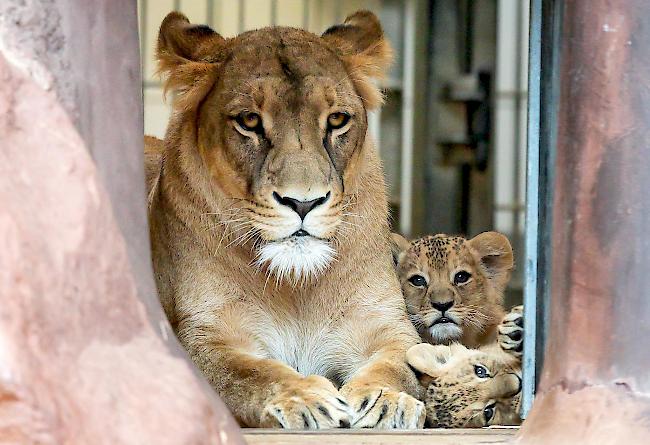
[405, 306, 523, 428]
[391, 232, 513, 348]
[406, 336, 522, 428]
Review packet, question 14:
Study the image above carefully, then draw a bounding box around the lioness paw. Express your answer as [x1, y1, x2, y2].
[498, 305, 523, 357]
[260, 375, 352, 429]
[344, 387, 425, 429]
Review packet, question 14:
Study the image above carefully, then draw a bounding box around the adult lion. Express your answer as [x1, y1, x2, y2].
[147, 10, 423, 429]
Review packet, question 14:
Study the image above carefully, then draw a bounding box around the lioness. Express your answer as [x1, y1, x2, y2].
[147, 11, 423, 429]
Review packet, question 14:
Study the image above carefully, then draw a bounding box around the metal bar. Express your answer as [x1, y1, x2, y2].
[335, 0, 343, 23]
[143, 80, 163, 89]
[302, 0, 310, 29]
[512, 0, 523, 245]
[270, 0, 278, 26]
[239, 0, 245, 33]
[173, 0, 181, 12]
[399, 0, 416, 236]
[521, 0, 542, 419]
[534, 0, 562, 394]
[207, 0, 214, 28]
[139, 0, 147, 77]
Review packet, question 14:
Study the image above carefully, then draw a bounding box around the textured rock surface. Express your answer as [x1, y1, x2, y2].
[0, 1, 244, 443]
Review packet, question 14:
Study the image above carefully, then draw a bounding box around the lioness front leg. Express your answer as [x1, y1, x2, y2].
[186, 339, 352, 428]
[340, 339, 425, 429]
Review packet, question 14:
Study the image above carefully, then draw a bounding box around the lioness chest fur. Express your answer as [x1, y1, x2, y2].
[147, 11, 424, 429]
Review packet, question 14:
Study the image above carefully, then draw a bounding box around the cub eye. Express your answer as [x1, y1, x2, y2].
[453, 270, 471, 285]
[236, 112, 262, 132]
[483, 402, 496, 424]
[408, 275, 427, 287]
[474, 364, 489, 378]
[327, 112, 350, 130]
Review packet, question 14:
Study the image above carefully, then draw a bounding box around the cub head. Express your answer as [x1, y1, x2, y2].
[392, 232, 513, 345]
[156, 11, 392, 282]
[406, 342, 522, 428]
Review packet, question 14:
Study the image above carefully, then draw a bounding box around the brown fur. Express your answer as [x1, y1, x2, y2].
[407, 341, 522, 428]
[147, 11, 423, 429]
[392, 232, 514, 348]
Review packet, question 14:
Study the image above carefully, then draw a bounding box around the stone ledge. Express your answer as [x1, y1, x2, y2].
[244, 427, 517, 444]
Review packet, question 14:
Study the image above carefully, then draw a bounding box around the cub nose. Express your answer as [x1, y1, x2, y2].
[431, 300, 454, 313]
[273, 191, 330, 220]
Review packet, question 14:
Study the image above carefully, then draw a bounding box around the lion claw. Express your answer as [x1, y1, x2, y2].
[260, 376, 353, 429]
[346, 387, 425, 429]
[498, 305, 524, 357]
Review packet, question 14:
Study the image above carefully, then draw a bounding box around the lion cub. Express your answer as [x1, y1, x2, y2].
[391, 232, 514, 348]
[405, 308, 523, 428]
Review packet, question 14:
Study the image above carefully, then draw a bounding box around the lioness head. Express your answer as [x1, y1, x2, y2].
[407, 342, 522, 428]
[156, 11, 391, 283]
[392, 232, 513, 345]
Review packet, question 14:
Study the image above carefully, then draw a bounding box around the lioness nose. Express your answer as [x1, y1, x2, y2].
[431, 300, 454, 313]
[273, 191, 330, 220]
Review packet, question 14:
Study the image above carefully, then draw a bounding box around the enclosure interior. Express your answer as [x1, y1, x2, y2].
[138, 0, 535, 433]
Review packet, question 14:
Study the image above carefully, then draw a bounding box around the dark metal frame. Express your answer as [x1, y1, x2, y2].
[521, 0, 562, 417]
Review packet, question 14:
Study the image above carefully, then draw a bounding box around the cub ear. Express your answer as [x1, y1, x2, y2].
[468, 231, 514, 293]
[322, 10, 393, 110]
[406, 343, 453, 377]
[390, 233, 411, 267]
[156, 12, 225, 110]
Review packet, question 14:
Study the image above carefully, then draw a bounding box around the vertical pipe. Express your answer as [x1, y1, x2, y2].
[302, 0, 310, 29]
[511, 0, 523, 241]
[238, 0, 245, 33]
[207, 0, 214, 28]
[521, 0, 541, 419]
[518, 1, 650, 443]
[399, 0, 416, 236]
[139, 0, 147, 77]
[270, 0, 277, 26]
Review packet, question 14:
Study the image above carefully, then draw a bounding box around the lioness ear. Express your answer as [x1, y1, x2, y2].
[406, 343, 453, 377]
[322, 10, 393, 110]
[390, 233, 411, 267]
[468, 231, 514, 293]
[156, 12, 225, 111]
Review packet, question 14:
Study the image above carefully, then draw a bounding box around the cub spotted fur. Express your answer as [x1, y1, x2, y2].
[406, 306, 524, 428]
[392, 232, 513, 348]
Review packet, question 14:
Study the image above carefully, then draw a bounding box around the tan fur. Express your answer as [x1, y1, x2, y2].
[147, 11, 423, 429]
[392, 232, 514, 348]
[407, 341, 522, 428]
[144, 135, 163, 192]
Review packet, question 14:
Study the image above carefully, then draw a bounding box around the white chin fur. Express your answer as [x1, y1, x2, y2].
[428, 323, 463, 343]
[256, 237, 335, 284]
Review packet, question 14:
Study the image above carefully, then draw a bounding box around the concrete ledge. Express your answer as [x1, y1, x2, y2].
[244, 427, 517, 444]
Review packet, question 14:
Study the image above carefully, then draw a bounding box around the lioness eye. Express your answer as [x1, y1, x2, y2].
[236, 112, 262, 132]
[474, 365, 489, 378]
[453, 270, 471, 285]
[483, 403, 496, 423]
[408, 275, 427, 287]
[327, 112, 350, 130]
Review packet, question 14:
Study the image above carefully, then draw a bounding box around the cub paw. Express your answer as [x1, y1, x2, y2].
[498, 305, 523, 357]
[260, 375, 352, 429]
[343, 386, 425, 429]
